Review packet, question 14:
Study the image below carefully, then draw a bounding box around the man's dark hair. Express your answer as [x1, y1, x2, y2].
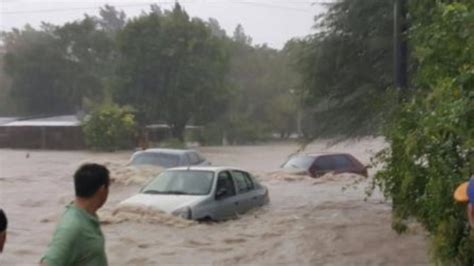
[0, 209, 7, 232]
[74, 164, 110, 198]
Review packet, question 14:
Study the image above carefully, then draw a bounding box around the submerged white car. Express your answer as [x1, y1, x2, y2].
[119, 166, 269, 221]
[129, 148, 210, 168]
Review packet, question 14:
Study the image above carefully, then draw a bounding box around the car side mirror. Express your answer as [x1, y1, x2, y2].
[215, 188, 227, 200]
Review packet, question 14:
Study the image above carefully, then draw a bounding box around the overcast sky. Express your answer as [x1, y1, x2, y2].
[0, 0, 326, 49]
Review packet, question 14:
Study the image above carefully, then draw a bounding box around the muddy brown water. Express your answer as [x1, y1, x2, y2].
[0, 138, 429, 265]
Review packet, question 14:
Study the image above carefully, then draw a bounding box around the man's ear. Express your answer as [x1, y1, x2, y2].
[100, 184, 108, 192]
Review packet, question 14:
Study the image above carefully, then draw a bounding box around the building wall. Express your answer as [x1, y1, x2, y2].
[0, 126, 85, 149]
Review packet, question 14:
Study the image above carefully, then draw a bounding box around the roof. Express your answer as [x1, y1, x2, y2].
[2, 115, 80, 127]
[146, 124, 203, 129]
[0, 117, 20, 125]
[167, 166, 244, 172]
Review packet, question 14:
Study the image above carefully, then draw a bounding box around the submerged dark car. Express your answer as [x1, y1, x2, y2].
[129, 148, 210, 168]
[281, 153, 368, 178]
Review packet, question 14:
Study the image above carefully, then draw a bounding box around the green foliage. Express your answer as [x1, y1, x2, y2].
[82, 104, 137, 151]
[98, 5, 126, 34]
[114, 4, 230, 141]
[292, 0, 394, 138]
[0, 54, 18, 115]
[3, 25, 85, 114]
[374, 2, 474, 264]
[1, 11, 121, 115]
[213, 27, 299, 144]
[1, 4, 301, 145]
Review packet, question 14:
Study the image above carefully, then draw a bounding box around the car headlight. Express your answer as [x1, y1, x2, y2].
[172, 207, 192, 219]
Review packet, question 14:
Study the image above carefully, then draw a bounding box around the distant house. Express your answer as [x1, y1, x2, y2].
[0, 117, 20, 125]
[0, 115, 85, 149]
[0, 115, 204, 150]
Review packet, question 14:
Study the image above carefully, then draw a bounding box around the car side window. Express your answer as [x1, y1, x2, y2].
[242, 172, 254, 190]
[182, 154, 190, 166]
[196, 152, 205, 163]
[313, 156, 335, 171]
[187, 152, 201, 165]
[232, 171, 254, 193]
[216, 171, 236, 198]
[333, 155, 353, 169]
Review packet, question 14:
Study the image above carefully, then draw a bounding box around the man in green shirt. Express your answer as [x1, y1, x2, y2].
[40, 163, 110, 266]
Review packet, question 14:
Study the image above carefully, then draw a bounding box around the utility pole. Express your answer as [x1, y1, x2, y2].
[394, 0, 408, 90]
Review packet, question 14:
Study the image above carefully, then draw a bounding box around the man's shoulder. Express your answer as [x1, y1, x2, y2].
[56, 206, 87, 232]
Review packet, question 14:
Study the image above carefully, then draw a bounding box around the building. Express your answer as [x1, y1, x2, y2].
[0, 115, 85, 149]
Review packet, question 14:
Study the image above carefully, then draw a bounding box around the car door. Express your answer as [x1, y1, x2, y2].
[242, 172, 267, 208]
[332, 154, 355, 174]
[231, 170, 258, 213]
[311, 155, 336, 177]
[213, 171, 239, 220]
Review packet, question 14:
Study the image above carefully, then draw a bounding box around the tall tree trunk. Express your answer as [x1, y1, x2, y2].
[170, 123, 185, 142]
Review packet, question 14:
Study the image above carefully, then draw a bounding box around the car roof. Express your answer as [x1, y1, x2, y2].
[167, 166, 246, 172]
[291, 152, 352, 158]
[307, 152, 351, 157]
[134, 148, 197, 155]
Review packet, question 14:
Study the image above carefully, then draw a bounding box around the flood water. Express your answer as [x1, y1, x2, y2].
[0, 138, 429, 265]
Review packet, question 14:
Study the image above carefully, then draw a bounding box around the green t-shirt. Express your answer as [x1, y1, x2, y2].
[41, 204, 108, 266]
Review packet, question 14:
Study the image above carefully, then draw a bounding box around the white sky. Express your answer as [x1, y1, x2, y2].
[0, 0, 326, 49]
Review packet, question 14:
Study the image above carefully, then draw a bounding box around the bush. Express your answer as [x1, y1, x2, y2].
[82, 103, 137, 151]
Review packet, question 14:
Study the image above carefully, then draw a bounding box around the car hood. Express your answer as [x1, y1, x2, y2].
[119, 193, 207, 213]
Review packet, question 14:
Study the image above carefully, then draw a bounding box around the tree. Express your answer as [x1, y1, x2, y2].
[232, 24, 252, 45]
[98, 5, 126, 34]
[149, 4, 163, 16]
[200, 24, 301, 144]
[293, 0, 394, 138]
[2, 25, 82, 114]
[0, 46, 17, 115]
[56, 16, 116, 90]
[2, 15, 116, 115]
[374, 1, 474, 264]
[115, 4, 230, 141]
[206, 18, 226, 38]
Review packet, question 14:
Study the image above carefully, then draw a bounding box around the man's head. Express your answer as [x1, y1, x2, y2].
[0, 209, 7, 253]
[74, 164, 110, 208]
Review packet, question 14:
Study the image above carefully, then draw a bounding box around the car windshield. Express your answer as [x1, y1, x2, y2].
[142, 170, 214, 195]
[282, 156, 314, 170]
[130, 152, 180, 168]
